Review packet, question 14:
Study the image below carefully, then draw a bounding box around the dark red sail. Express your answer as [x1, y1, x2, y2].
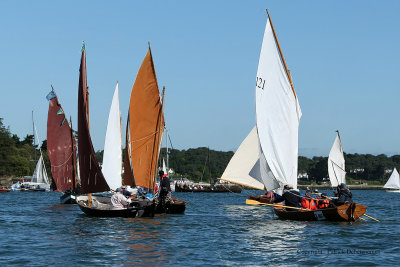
[77, 45, 110, 193]
[47, 91, 76, 192]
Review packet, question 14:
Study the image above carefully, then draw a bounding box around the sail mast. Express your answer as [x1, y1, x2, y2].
[266, 9, 297, 99]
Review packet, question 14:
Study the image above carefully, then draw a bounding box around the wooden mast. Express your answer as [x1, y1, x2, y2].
[266, 9, 297, 99]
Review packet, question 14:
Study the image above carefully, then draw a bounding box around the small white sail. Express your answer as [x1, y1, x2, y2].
[255, 16, 302, 191]
[32, 154, 49, 185]
[102, 83, 122, 190]
[384, 168, 400, 190]
[220, 127, 265, 190]
[328, 132, 346, 188]
[162, 158, 167, 175]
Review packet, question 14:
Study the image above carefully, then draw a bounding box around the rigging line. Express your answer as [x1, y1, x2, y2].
[167, 130, 174, 150]
[130, 129, 161, 144]
[331, 161, 341, 186]
[51, 151, 74, 168]
[331, 160, 346, 173]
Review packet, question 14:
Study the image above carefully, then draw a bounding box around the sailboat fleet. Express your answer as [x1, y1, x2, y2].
[11, 10, 391, 223]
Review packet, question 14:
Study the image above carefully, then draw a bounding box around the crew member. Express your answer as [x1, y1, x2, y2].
[273, 184, 302, 211]
[111, 188, 132, 210]
[336, 183, 353, 203]
[301, 194, 318, 210]
[316, 193, 330, 209]
[158, 170, 172, 212]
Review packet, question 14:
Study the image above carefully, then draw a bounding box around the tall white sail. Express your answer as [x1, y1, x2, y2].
[102, 83, 122, 190]
[220, 127, 265, 190]
[328, 132, 346, 188]
[384, 168, 400, 190]
[255, 15, 302, 191]
[162, 158, 167, 175]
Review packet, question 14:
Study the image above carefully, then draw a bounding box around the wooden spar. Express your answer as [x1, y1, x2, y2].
[363, 214, 380, 222]
[154, 86, 166, 189]
[246, 199, 312, 211]
[70, 115, 77, 192]
[217, 178, 262, 190]
[266, 9, 297, 99]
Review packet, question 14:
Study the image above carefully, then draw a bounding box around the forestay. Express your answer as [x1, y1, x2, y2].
[328, 132, 346, 188]
[220, 127, 265, 190]
[384, 168, 400, 189]
[255, 15, 302, 191]
[102, 83, 122, 190]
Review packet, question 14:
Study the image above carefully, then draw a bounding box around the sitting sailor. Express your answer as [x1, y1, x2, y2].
[316, 193, 331, 209]
[111, 188, 132, 210]
[301, 191, 318, 210]
[335, 183, 353, 204]
[273, 184, 302, 210]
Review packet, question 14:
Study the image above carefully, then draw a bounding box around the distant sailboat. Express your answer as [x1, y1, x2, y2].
[328, 131, 346, 188]
[383, 168, 400, 191]
[46, 87, 79, 203]
[102, 82, 122, 191]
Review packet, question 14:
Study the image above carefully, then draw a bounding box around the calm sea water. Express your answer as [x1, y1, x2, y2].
[0, 190, 399, 266]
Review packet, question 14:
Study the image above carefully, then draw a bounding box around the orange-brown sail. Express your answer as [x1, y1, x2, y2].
[125, 47, 165, 190]
[77, 44, 110, 193]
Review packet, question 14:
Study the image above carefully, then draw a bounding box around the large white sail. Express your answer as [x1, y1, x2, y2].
[255, 15, 302, 191]
[384, 168, 400, 190]
[328, 132, 346, 188]
[102, 83, 122, 190]
[220, 127, 265, 190]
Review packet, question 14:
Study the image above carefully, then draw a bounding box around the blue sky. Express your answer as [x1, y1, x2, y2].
[0, 1, 399, 158]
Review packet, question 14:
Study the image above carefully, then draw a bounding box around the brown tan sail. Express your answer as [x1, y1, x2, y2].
[124, 47, 164, 190]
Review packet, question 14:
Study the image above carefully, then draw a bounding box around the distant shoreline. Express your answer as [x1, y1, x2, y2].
[298, 185, 384, 190]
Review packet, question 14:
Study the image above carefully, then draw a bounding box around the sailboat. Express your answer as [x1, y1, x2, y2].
[328, 131, 346, 188]
[383, 168, 400, 192]
[237, 11, 365, 221]
[46, 87, 79, 203]
[123, 45, 186, 214]
[12, 112, 51, 191]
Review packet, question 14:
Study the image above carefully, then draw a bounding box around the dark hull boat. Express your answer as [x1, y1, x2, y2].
[76, 195, 155, 218]
[175, 184, 242, 193]
[155, 198, 187, 214]
[273, 203, 367, 222]
[60, 191, 77, 204]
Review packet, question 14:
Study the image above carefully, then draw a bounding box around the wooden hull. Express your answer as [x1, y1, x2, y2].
[76, 195, 155, 218]
[155, 198, 187, 214]
[273, 203, 367, 222]
[60, 192, 77, 204]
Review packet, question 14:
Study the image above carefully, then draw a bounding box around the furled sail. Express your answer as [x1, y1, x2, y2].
[255, 12, 302, 191]
[220, 126, 265, 190]
[47, 89, 77, 192]
[102, 83, 122, 190]
[77, 44, 110, 193]
[125, 47, 165, 190]
[328, 131, 346, 188]
[384, 168, 400, 190]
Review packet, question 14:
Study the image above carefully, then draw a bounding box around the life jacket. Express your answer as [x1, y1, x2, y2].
[317, 199, 330, 209]
[301, 197, 318, 210]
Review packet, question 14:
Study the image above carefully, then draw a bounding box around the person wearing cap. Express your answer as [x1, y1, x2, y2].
[110, 187, 132, 210]
[273, 184, 302, 211]
[336, 183, 353, 203]
[157, 170, 172, 212]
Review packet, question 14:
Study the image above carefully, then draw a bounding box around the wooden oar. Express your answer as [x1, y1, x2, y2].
[363, 214, 380, 222]
[246, 199, 311, 211]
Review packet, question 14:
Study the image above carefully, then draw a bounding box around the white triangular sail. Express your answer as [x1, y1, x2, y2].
[32, 154, 49, 184]
[255, 15, 302, 191]
[384, 168, 400, 190]
[328, 132, 346, 188]
[220, 127, 265, 190]
[162, 158, 167, 175]
[102, 83, 122, 190]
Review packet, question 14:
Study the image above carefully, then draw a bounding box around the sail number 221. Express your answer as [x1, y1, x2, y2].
[256, 77, 265, 90]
